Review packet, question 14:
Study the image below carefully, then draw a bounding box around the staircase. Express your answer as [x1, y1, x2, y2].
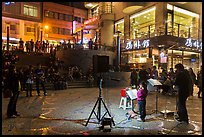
[31, 80, 96, 90]
[32, 82, 54, 90]
[67, 80, 95, 88]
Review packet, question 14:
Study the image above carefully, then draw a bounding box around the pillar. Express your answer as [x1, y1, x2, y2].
[7, 26, 9, 51]
[99, 17, 114, 46]
[99, 2, 114, 47]
[19, 20, 24, 40]
[117, 34, 121, 71]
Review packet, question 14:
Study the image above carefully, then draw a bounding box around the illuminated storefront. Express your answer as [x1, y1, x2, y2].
[130, 6, 156, 39]
[114, 19, 124, 45]
[117, 3, 202, 73]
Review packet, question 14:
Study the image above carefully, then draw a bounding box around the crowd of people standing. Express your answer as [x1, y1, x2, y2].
[129, 64, 202, 124]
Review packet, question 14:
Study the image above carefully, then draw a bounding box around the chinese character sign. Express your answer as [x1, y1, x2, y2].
[126, 39, 150, 50]
[185, 38, 202, 50]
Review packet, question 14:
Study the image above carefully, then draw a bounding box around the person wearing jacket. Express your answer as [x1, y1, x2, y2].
[174, 63, 193, 124]
[25, 65, 34, 97]
[6, 65, 21, 118]
[35, 64, 47, 96]
[137, 81, 148, 122]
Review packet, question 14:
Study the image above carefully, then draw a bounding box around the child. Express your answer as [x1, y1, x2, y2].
[137, 81, 148, 122]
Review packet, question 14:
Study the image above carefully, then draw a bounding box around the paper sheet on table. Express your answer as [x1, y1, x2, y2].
[147, 78, 162, 86]
[126, 89, 137, 100]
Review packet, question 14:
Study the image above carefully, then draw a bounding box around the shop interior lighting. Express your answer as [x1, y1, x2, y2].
[167, 4, 199, 18]
[130, 7, 156, 19]
[2, 37, 19, 41]
[115, 19, 124, 25]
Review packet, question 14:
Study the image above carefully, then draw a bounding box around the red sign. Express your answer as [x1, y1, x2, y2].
[84, 17, 98, 25]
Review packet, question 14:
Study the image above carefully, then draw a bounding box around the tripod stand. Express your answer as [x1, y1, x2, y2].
[85, 77, 115, 126]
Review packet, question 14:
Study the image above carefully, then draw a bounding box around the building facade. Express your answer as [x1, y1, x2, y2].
[2, 2, 88, 49]
[2, 2, 42, 50]
[84, 2, 202, 73]
[42, 2, 87, 45]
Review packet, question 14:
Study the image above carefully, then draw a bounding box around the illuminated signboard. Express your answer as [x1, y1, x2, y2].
[185, 38, 202, 50]
[4, 2, 15, 5]
[126, 39, 150, 50]
[84, 17, 98, 25]
[160, 49, 167, 63]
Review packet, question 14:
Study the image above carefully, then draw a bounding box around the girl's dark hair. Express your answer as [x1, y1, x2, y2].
[140, 81, 147, 90]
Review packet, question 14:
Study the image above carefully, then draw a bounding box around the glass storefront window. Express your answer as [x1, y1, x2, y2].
[114, 19, 124, 47]
[130, 6, 155, 40]
[168, 49, 200, 74]
[167, 4, 199, 39]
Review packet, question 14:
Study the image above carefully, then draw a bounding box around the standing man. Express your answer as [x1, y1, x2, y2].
[174, 63, 193, 124]
[139, 65, 149, 84]
[30, 39, 34, 52]
[67, 40, 71, 49]
[7, 65, 21, 118]
[130, 69, 138, 87]
[35, 64, 47, 96]
[19, 38, 24, 52]
[88, 38, 93, 50]
[25, 65, 34, 97]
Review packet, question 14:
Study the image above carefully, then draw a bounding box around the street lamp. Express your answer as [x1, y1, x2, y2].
[115, 30, 122, 72]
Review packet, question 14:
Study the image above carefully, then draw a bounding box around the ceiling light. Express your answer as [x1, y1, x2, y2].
[130, 7, 156, 19]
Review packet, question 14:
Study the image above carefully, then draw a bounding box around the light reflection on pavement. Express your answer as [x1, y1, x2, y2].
[2, 86, 202, 135]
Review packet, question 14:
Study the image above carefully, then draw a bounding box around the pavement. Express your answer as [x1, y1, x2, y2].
[2, 86, 202, 135]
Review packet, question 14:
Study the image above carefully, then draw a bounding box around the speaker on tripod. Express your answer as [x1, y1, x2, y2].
[93, 55, 109, 73]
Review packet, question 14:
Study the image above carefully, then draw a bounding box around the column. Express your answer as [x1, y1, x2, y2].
[19, 20, 24, 40]
[155, 2, 168, 35]
[99, 14, 114, 46]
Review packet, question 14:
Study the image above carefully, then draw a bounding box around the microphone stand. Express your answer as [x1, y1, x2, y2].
[85, 75, 115, 127]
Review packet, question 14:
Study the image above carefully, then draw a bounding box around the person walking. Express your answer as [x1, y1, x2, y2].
[25, 65, 34, 97]
[6, 65, 21, 118]
[174, 63, 193, 124]
[137, 81, 148, 122]
[35, 64, 47, 96]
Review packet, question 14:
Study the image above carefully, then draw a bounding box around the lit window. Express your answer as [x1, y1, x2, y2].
[45, 10, 49, 17]
[24, 5, 38, 17]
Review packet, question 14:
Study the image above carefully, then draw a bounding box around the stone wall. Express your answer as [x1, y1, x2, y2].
[56, 49, 116, 73]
